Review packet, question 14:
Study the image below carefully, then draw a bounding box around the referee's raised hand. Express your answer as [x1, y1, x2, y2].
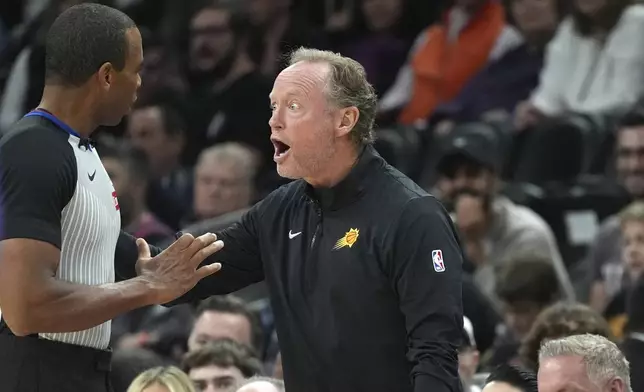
[135, 232, 224, 304]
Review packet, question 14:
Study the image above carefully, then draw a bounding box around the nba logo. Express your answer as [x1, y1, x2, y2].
[112, 191, 120, 211]
[432, 250, 445, 272]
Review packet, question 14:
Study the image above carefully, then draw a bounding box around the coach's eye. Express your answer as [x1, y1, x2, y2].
[289, 102, 300, 110]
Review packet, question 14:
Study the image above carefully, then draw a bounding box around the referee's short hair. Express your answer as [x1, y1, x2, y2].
[45, 3, 137, 86]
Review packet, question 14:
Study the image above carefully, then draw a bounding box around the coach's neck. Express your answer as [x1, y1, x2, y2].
[39, 84, 99, 138]
[306, 142, 360, 189]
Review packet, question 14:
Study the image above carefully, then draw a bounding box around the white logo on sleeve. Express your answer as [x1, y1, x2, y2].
[432, 249, 445, 272]
[289, 230, 302, 239]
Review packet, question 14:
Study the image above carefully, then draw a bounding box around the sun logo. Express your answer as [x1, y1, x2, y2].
[333, 228, 360, 250]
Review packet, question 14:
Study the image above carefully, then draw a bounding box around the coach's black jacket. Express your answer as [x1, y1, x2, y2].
[117, 146, 464, 392]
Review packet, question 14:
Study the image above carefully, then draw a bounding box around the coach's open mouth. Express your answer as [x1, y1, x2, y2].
[272, 140, 291, 159]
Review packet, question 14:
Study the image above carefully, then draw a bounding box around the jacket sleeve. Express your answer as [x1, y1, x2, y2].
[114, 201, 265, 304]
[389, 196, 464, 392]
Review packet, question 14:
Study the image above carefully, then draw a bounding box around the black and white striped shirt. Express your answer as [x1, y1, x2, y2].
[0, 112, 121, 349]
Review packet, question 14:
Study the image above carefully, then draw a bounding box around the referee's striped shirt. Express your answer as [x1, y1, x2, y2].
[0, 113, 121, 349]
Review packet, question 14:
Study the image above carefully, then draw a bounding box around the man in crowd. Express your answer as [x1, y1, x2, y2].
[183, 339, 263, 392]
[483, 254, 560, 368]
[433, 124, 574, 305]
[587, 107, 644, 311]
[188, 295, 263, 355]
[538, 334, 632, 392]
[187, 143, 260, 226]
[126, 97, 192, 229]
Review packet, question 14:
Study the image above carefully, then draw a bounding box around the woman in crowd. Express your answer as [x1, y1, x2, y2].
[127, 366, 196, 392]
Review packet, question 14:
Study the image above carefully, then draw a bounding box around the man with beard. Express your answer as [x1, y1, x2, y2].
[433, 124, 574, 307]
[587, 106, 644, 311]
[182, 2, 274, 174]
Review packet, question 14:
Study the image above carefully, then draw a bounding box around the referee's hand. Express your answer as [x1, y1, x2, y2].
[135, 232, 224, 304]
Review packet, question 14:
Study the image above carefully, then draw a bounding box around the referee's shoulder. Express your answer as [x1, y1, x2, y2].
[0, 116, 69, 151]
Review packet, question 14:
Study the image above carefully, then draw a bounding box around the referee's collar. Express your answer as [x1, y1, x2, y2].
[305, 145, 383, 211]
[23, 109, 95, 151]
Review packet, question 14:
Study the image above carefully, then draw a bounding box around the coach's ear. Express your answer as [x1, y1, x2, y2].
[334, 106, 359, 138]
[97, 62, 114, 89]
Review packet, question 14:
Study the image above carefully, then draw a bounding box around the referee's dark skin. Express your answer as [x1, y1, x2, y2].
[117, 49, 465, 392]
[0, 5, 224, 392]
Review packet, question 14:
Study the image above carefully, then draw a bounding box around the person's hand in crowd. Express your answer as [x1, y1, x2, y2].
[136, 233, 224, 304]
[455, 194, 489, 265]
[513, 100, 543, 131]
[455, 193, 488, 239]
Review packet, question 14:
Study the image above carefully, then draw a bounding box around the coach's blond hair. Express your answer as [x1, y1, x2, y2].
[539, 334, 632, 392]
[288, 47, 377, 146]
[127, 366, 196, 392]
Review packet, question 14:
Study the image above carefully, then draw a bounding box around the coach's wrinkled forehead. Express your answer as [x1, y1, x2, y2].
[271, 61, 331, 102]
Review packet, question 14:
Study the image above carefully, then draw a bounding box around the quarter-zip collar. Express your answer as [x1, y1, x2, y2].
[304, 145, 383, 211]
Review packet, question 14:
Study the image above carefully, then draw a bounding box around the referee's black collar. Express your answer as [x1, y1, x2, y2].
[305, 145, 383, 211]
[24, 108, 95, 151]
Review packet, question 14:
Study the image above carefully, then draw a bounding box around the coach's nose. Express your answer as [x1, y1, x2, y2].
[269, 108, 284, 131]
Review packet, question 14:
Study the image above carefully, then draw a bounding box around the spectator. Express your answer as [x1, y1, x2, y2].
[110, 348, 167, 392]
[235, 376, 285, 392]
[187, 143, 261, 225]
[460, 316, 481, 392]
[511, 0, 644, 182]
[433, 125, 573, 306]
[126, 96, 192, 229]
[621, 274, 644, 392]
[430, 0, 564, 130]
[187, 296, 263, 355]
[182, 339, 263, 392]
[127, 366, 196, 392]
[602, 201, 644, 338]
[515, 0, 644, 130]
[538, 334, 631, 392]
[520, 302, 612, 370]
[336, 0, 410, 98]
[245, 0, 327, 77]
[587, 107, 644, 312]
[483, 254, 560, 369]
[182, 2, 274, 170]
[0, 0, 91, 132]
[379, 0, 523, 125]
[482, 364, 538, 392]
[98, 137, 174, 246]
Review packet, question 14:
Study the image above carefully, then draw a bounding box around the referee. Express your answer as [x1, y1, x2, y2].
[0, 4, 223, 392]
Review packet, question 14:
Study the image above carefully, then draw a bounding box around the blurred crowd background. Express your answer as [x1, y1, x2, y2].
[3, 0, 644, 391]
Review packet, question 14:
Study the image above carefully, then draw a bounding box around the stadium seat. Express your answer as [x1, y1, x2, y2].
[511, 113, 617, 184]
[375, 125, 423, 177]
[502, 176, 631, 270]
